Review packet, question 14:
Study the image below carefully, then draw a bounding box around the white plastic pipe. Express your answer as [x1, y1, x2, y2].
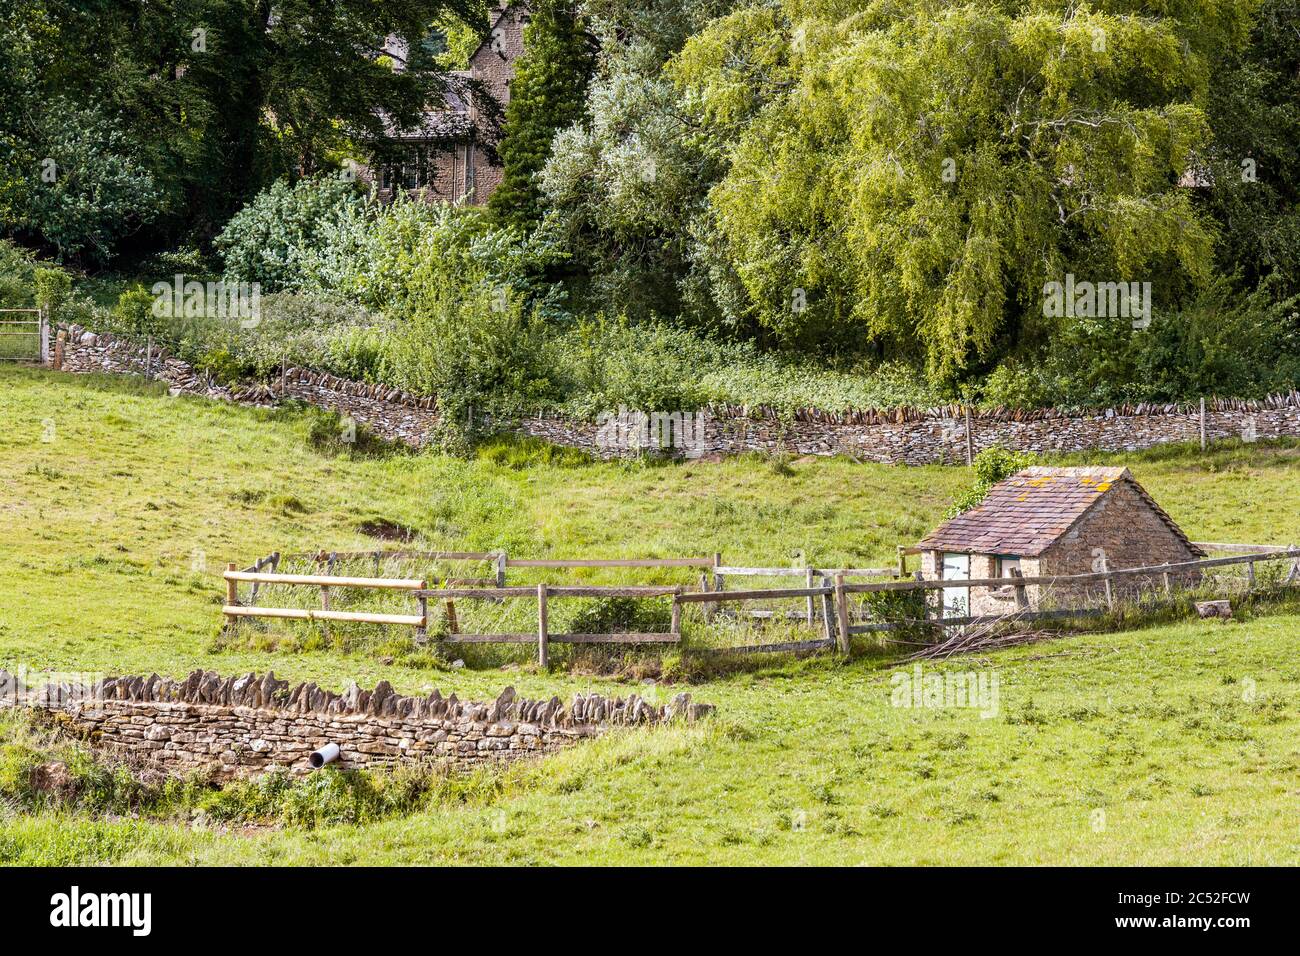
[308, 743, 341, 769]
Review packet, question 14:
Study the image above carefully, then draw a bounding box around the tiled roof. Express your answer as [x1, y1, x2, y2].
[917, 466, 1204, 557]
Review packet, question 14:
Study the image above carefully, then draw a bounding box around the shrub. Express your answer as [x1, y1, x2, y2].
[550, 319, 938, 418]
[0, 239, 35, 308]
[110, 285, 161, 337]
[33, 267, 71, 315]
[305, 196, 566, 318]
[215, 175, 364, 292]
[18, 98, 162, 262]
[861, 588, 934, 644]
[384, 284, 558, 451]
[569, 596, 672, 634]
[980, 279, 1300, 409]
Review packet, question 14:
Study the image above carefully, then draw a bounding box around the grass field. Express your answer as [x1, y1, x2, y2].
[2, 365, 1300, 865]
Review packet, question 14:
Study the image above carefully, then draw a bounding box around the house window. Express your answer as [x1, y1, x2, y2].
[381, 146, 431, 191]
[996, 555, 1022, 578]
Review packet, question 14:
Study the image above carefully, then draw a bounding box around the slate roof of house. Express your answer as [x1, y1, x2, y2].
[916, 466, 1204, 558]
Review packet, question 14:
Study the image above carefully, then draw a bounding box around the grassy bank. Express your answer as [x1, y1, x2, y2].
[2, 366, 1300, 864]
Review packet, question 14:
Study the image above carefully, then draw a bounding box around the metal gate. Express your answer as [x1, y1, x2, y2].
[0, 308, 47, 364]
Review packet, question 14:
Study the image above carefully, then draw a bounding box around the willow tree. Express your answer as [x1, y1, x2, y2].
[673, 0, 1257, 383]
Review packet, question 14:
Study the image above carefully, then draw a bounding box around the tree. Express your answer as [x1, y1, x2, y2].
[1, 0, 491, 253]
[20, 99, 163, 262]
[673, 0, 1256, 382]
[1200, 0, 1300, 298]
[488, 0, 596, 231]
[538, 0, 734, 320]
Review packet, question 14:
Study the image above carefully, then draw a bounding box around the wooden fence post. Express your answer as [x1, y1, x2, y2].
[1200, 397, 1207, 451]
[671, 588, 682, 638]
[38, 306, 50, 366]
[1101, 554, 1114, 610]
[820, 575, 834, 643]
[1162, 563, 1172, 598]
[145, 335, 153, 378]
[805, 567, 815, 625]
[1010, 567, 1027, 610]
[896, 545, 906, 579]
[1246, 560, 1256, 590]
[699, 572, 715, 623]
[495, 552, 507, 587]
[415, 595, 428, 644]
[536, 583, 549, 668]
[224, 563, 238, 630]
[964, 405, 974, 466]
[249, 557, 261, 607]
[713, 552, 724, 592]
[833, 574, 851, 655]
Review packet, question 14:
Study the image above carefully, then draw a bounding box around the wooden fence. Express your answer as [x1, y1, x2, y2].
[709, 562, 893, 626]
[222, 545, 1300, 659]
[411, 585, 682, 665]
[677, 547, 1300, 654]
[223, 553, 692, 656]
[276, 549, 717, 588]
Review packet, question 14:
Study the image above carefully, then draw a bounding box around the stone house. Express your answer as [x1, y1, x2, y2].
[363, 1, 528, 205]
[915, 466, 1204, 618]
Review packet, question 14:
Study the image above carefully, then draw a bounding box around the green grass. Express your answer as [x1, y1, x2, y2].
[2, 365, 1300, 864]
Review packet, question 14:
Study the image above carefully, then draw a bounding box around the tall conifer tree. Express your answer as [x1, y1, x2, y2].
[489, 0, 595, 230]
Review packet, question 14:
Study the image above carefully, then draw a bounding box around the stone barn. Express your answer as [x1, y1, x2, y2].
[915, 466, 1204, 618]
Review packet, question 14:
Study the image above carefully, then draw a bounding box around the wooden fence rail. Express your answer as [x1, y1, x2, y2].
[223, 566, 428, 639]
[838, 548, 1300, 594]
[412, 584, 683, 663]
[276, 550, 716, 587]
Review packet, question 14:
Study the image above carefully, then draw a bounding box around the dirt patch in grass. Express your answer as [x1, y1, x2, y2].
[357, 518, 418, 542]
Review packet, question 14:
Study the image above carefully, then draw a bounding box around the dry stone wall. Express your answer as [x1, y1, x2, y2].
[3, 669, 712, 781]
[54, 323, 1300, 465]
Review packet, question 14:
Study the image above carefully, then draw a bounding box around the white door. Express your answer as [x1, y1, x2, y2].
[941, 553, 970, 619]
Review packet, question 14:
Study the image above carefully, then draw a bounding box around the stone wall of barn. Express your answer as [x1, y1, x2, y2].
[5, 670, 713, 781]
[918, 551, 1038, 617]
[1037, 480, 1203, 603]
